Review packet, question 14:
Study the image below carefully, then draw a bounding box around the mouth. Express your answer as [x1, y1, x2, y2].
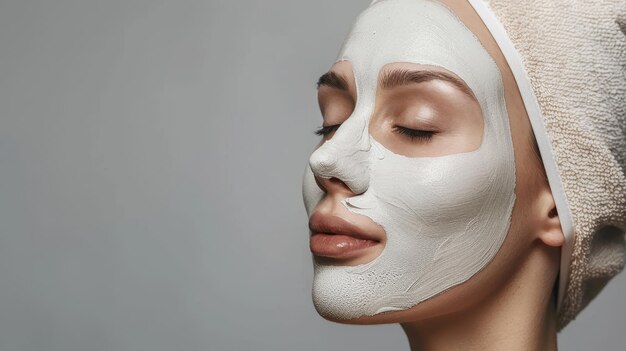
[308, 212, 384, 261]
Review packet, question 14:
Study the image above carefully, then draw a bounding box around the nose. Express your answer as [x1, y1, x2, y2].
[314, 175, 355, 196]
[308, 122, 371, 195]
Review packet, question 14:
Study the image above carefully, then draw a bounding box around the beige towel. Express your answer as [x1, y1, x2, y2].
[471, 0, 626, 330]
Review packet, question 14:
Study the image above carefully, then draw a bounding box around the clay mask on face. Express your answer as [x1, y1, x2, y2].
[302, 0, 516, 320]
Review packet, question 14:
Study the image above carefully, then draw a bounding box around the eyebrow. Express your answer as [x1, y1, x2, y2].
[316, 71, 349, 91]
[380, 69, 477, 101]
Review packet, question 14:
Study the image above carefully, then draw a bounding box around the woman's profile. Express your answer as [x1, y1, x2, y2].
[302, 0, 626, 349]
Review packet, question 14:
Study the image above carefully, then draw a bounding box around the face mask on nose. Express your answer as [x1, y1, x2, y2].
[302, 0, 516, 320]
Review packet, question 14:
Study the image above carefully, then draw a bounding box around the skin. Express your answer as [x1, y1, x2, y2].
[310, 1, 565, 350]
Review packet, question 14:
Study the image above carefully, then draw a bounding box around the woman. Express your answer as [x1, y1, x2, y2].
[302, 0, 626, 349]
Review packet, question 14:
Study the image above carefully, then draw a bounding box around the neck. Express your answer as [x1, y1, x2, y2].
[400, 246, 559, 351]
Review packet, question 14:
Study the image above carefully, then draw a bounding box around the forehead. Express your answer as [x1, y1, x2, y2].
[337, 0, 499, 93]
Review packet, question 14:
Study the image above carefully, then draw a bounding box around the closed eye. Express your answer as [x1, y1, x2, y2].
[392, 126, 436, 141]
[314, 124, 341, 136]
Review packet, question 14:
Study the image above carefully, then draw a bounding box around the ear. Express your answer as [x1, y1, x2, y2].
[536, 187, 565, 247]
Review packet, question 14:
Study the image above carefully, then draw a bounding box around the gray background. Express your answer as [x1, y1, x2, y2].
[0, 0, 624, 350]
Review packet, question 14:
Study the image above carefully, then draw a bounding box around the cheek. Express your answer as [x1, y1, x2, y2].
[510, 148, 547, 234]
[369, 153, 494, 233]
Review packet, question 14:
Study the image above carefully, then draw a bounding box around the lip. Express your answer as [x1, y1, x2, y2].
[308, 212, 383, 260]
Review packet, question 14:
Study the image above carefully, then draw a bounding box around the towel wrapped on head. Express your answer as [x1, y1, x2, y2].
[471, 0, 626, 330]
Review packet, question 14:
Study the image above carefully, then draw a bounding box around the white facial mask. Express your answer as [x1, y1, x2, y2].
[302, 0, 516, 320]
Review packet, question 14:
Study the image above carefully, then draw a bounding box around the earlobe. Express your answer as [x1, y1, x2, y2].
[539, 204, 565, 248]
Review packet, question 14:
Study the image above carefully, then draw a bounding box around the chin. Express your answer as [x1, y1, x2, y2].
[313, 303, 396, 325]
[311, 292, 427, 325]
[310, 279, 477, 326]
[313, 302, 441, 326]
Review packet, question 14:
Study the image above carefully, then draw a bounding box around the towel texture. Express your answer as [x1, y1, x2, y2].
[481, 0, 626, 330]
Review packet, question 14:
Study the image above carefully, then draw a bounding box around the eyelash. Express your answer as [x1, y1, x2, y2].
[392, 126, 436, 141]
[314, 124, 435, 142]
[314, 124, 341, 136]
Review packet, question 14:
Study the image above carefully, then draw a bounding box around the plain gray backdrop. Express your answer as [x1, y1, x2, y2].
[0, 0, 625, 350]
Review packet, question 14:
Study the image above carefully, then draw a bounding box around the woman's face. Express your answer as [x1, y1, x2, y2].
[303, 0, 556, 324]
